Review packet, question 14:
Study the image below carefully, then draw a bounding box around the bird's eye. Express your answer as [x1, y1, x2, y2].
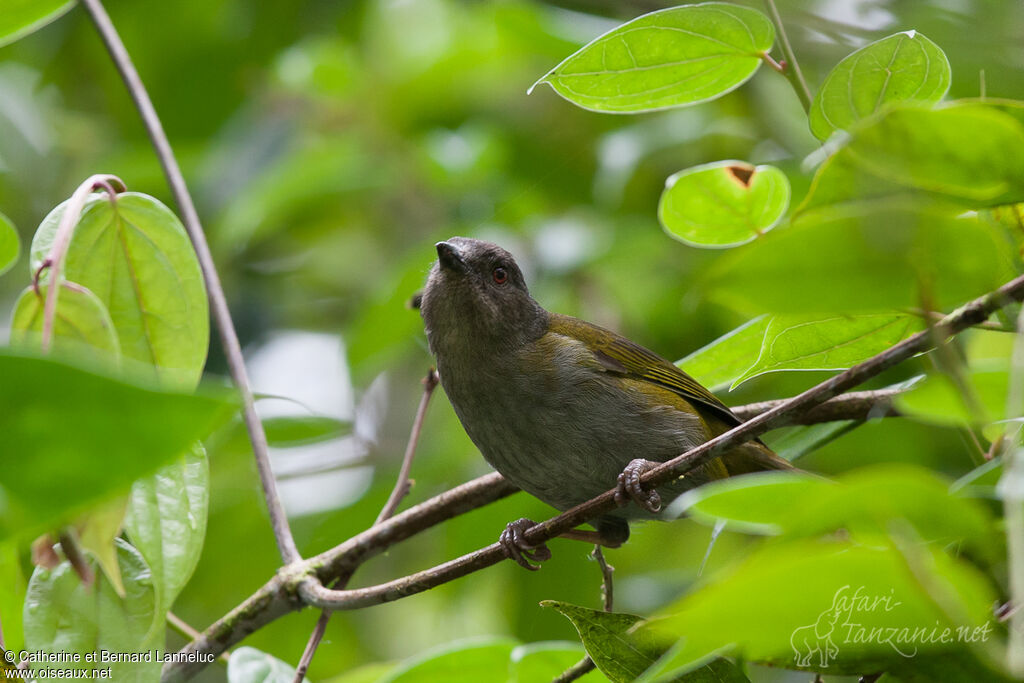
[492, 267, 508, 284]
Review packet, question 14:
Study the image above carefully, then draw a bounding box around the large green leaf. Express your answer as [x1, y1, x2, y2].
[228, 647, 310, 683]
[802, 103, 1024, 214]
[707, 204, 1015, 314]
[23, 539, 161, 682]
[0, 0, 74, 49]
[541, 602, 749, 683]
[31, 192, 209, 389]
[677, 316, 769, 391]
[659, 161, 790, 248]
[531, 3, 774, 113]
[10, 283, 120, 367]
[675, 465, 1001, 565]
[124, 443, 209, 613]
[732, 313, 916, 387]
[809, 31, 950, 140]
[0, 351, 234, 542]
[0, 210, 18, 275]
[895, 369, 1010, 427]
[639, 537, 998, 680]
[380, 637, 518, 682]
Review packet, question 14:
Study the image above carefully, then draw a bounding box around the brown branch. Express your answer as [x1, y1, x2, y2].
[164, 380, 914, 679]
[731, 388, 903, 424]
[80, 0, 299, 564]
[163, 472, 518, 681]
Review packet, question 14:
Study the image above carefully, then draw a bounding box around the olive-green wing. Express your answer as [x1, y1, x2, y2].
[549, 313, 741, 427]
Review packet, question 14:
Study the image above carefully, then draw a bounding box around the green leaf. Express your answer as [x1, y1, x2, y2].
[0, 542, 27, 653]
[803, 103, 1024, 214]
[733, 313, 916, 387]
[809, 31, 951, 141]
[10, 282, 121, 367]
[895, 369, 1009, 426]
[0, 351, 234, 542]
[541, 601, 747, 683]
[75, 495, 129, 597]
[124, 443, 209, 613]
[509, 642, 585, 682]
[639, 537, 998, 680]
[707, 204, 1015, 314]
[845, 103, 1024, 205]
[23, 539, 161, 682]
[766, 421, 858, 463]
[0, 0, 74, 49]
[659, 161, 790, 248]
[31, 192, 209, 389]
[541, 601, 659, 683]
[532, 3, 774, 113]
[228, 647, 310, 683]
[263, 415, 352, 447]
[0, 210, 18, 276]
[380, 637, 518, 682]
[677, 316, 769, 391]
[673, 471, 834, 534]
[675, 465, 1001, 565]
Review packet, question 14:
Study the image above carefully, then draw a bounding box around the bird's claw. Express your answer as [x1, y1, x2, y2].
[614, 459, 662, 513]
[499, 518, 552, 571]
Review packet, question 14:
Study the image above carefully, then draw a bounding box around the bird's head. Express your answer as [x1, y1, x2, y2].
[420, 237, 547, 354]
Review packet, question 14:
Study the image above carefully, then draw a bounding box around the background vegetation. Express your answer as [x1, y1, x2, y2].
[2, 1, 1024, 681]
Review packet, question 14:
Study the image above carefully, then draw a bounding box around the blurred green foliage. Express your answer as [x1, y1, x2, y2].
[2, 1, 1024, 681]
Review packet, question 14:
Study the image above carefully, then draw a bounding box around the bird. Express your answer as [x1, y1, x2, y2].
[418, 237, 794, 569]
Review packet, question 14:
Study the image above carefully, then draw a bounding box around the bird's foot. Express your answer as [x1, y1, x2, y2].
[499, 518, 552, 571]
[614, 458, 662, 513]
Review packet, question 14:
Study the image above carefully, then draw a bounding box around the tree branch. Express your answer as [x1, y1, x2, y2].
[79, 0, 299, 564]
[163, 380, 916, 679]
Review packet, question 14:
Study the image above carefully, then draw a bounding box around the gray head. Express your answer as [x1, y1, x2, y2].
[420, 237, 548, 354]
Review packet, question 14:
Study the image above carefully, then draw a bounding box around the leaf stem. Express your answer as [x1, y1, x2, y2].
[762, 0, 813, 112]
[38, 174, 124, 352]
[79, 0, 300, 565]
[375, 369, 439, 525]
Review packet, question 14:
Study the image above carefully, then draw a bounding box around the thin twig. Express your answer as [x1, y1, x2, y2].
[553, 656, 596, 682]
[38, 174, 124, 351]
[376, 369, 439, 524]
[167, 613, 229, 664]
[292, 611, 330, 683]
[762, 0, 813, 112]
[293, 369, 440, 681]
[57, 530, 94, 589]
[731, 388, 902, 424]
[80, 0, 300, 565]
[591, 546, 614, 612]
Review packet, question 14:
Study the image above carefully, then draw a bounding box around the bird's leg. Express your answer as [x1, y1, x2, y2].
[499, 518, 552, 571]
[614, 458, 662, 513]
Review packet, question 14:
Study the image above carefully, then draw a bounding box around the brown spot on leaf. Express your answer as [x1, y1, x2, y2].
[728, 164, 755, 187]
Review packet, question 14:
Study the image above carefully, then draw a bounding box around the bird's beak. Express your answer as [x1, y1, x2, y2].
[436, 241, 467, 273]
